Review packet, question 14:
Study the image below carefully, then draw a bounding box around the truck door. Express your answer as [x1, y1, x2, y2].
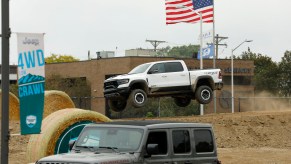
[147, 62, 190, 92]
[143, 130, 172, 164]
[147, 63, 168, 92]
[164, 62, 190, 88]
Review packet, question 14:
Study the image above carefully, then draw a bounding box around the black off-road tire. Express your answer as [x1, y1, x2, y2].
[108, 98, 127, 112]
[195, 85, 213, 104]
[128, 89, 147, 108]
[174, 97, 192, 107]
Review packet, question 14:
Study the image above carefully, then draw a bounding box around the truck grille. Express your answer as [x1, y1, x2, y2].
[104, 81, 118, 90]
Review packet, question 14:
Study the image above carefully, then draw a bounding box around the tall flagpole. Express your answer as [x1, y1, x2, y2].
[212, 0, 217, 113]
[199, 12, 204, 115]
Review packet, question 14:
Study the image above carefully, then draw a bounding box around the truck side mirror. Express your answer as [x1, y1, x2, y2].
[146, 143, 159, 155]
[148, 69, 158, 74]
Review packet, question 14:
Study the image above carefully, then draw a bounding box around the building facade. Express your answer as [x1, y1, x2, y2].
[0, 65, 18, 85]
[125, 49, 156, 57]
[45, 57, 254, 115]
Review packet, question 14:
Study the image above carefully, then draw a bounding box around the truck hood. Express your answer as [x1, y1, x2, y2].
[105, 73, 144, 82]
[38, 152, 137, 163]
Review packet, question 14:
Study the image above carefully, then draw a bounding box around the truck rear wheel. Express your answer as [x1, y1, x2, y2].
[108, 98, 127, 112]
[128, 89, 147, 108]
[174, 97, 191, 107]
[195, 85, 213, 104]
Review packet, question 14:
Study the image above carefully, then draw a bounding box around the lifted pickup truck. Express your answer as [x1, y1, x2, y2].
[104, 60, 223, 112]
[36, 121, 221, 164]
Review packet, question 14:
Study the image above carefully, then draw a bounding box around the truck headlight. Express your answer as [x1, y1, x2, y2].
[117, 79, 129, 85]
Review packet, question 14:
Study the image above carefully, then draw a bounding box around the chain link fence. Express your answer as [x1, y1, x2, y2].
[71, 96, 291, 118]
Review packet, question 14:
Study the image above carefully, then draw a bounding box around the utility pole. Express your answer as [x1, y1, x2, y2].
[1, 0, 11, 163]
[214, 34, 228, 60]
[145, 39, 166, 52]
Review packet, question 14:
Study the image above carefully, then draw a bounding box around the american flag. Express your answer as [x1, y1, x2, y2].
[165, 0, 213, 24]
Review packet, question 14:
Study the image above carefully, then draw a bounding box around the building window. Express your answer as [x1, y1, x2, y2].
[223, 76, 253, 85]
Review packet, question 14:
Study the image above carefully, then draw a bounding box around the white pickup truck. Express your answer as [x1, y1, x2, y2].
[104, 60, 223, 112]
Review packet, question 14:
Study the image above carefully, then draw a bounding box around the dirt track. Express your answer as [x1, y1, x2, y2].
[7, 110, 291, 164]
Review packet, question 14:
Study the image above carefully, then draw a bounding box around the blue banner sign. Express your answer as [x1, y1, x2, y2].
[17, 33, 45, 135]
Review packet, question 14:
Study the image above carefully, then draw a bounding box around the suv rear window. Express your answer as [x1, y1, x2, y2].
[194, 129, 214, 153]
[172, 130, 191, 154]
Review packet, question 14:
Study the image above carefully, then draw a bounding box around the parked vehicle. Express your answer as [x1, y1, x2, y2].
[36, 121, 221, 164]
[104, 60, 223, 112]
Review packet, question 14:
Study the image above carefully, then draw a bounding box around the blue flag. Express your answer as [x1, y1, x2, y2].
[197, 44, 214, 59]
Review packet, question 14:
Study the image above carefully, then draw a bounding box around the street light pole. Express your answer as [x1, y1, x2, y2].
[231, 39, 252, 113]
[1, 0, 10, 163]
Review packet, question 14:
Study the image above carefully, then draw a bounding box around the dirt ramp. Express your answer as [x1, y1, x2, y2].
[158, 111, 291, 149]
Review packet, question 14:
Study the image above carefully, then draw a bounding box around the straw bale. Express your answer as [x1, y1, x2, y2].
[44, 90, 75, 118]
[0, 90, 20, 120]
[26, 108, 111, 163]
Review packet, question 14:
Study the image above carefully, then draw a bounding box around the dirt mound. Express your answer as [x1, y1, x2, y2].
[158, 110, 291, 149]
[7, 110, 291, 163]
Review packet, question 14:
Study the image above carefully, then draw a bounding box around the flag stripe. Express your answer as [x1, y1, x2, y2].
[165, 0, 214, 24]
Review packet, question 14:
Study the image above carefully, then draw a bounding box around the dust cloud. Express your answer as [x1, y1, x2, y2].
[239, 91, 291, 112]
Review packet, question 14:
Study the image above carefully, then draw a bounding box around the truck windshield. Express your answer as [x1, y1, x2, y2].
[75, 127, 144, 152]
[128, 63, 151, 74]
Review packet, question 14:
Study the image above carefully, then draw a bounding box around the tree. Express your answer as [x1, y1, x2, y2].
[167, 44, 200, 58]
[45, 54, 80, 63]
[240, 52, 280, 95]
[278, 51, 291, 96]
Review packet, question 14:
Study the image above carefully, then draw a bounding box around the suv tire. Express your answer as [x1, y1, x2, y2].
[174, 97, 191, 107]
[195, 85, 213, 104]
[128, 89, 147, 108]
[108, 98, 127, 112]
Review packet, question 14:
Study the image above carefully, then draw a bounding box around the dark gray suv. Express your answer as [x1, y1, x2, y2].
[36, 120, 221, 164]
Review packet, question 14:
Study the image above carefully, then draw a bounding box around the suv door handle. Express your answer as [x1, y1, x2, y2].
[162, 75, 167, 78]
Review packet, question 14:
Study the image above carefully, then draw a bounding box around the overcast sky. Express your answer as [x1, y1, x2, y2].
[5, 0, 291, 64]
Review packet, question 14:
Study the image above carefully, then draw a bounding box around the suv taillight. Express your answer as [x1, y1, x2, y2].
[218, 71, 222, 79]
[215, 159, 222, 164]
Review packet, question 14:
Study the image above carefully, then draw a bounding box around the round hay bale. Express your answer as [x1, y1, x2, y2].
[44, 90, 75, 118]
[0, 90, 20, 120]
[26, 108, 111, 163]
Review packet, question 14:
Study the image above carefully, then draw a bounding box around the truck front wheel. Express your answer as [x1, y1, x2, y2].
[195, 85, 213, 104]
[128, 89, 147, 108]
[108, 98, 127, 112]
[174, 97, 191, 107]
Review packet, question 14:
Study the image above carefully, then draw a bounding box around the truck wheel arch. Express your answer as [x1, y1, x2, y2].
[192, 76, 215, 91]
[129, 80, 149, 94]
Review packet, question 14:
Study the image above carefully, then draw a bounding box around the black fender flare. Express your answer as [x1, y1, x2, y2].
[191, 75, 215, 91]
[129, 80, 149, 94]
